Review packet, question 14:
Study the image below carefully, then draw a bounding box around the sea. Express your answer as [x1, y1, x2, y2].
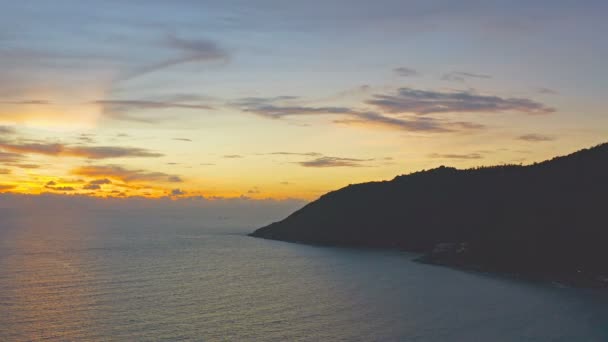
[1, 208, 607, 341]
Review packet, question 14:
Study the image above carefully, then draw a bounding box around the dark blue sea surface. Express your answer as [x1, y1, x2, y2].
[1, 209, 607, 341]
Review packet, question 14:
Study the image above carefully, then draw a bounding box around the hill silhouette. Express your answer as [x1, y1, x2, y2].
[251, 143, 608, 287]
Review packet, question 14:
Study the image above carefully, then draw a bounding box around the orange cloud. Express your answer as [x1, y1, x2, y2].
[0, 184, 16, 191]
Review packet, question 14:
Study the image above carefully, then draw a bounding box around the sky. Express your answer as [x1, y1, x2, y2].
[0, 0, 607, 202]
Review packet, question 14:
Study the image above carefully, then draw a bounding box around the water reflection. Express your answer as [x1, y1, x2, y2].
[0, 210, 100, 341]
[1, 209, 607, 341]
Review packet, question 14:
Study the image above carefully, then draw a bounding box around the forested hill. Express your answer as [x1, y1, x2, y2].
[251, 143, 608, 287]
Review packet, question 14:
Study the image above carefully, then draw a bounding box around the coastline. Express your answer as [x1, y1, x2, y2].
[250, 233, 608, 289]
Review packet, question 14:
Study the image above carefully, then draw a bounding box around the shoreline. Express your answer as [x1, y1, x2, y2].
[250, 233, 608, 289]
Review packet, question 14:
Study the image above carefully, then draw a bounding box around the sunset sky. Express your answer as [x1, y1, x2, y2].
[1, 0, 607, 200]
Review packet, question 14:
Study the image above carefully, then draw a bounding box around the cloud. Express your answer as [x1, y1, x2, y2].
[118, 34, 229, 81]
[0, 168, 10, 174]
[333, 112, 478, 132]
[44, 181, 76, 191]
[171, 188, 186, 196]
[428, 152, 483, 159]
[52, 186, 75, 191]
[173, 138, 192, 142]
[95, 99, 214, 123]
[537, 87, 558, 95]
[517, 133, 555, 142]
[223, 154, 243, 159]
[12, 163, 40, 169]
[441, 71, 492, 82]
[243, 104, 356, 119]
[232, 96, 299, 107]
[0, 100, 50, 105]
[267, 152, 323, 157]
[366, 88, 555, 115]
[298, 156, 373, 168]
[67, 146, 163, 159]
[90, 178, 112, 185]
[83, 184, 101, 190]
[83, 178, 112, 190]
[247, 187, 261, 194]
[72, 165, 183, 184]
[0, 126, 16, 135]
[394, 67, 420, 77]
[77, 134, 96, 144]
[94, 100, 213, 111]
[0, 141, 163, 159]
[0, 151, 23, 162]
[0, 184, 16, 191]
[236, 96, 483, 133]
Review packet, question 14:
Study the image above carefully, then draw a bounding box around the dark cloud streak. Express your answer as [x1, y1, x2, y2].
[117, 34, 229, 82]
[441, 71, 492, 82]
[518, 133, 555, 142]
[429, 152, 483, 159]
[0, 141, 163, 159]
[298, 156, 374, 168]
[394, 67, 420, 77]
[235, 96, 483, 133]
[367, 88, 554, 115]
[72, 165, 183, 184]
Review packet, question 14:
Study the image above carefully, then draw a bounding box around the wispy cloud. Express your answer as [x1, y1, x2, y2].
[242, 103, 356, 119]
[72, 165, 183, 184]
[171, 188, 186, 196]
[428, 152, 483, 159]
[0, 168, 11, 174]
[76, 134, 96, 144]
[0, 100, 50, 105]
[267, 151, 323, 157]
[298, 156, 373, 168]
[441, 71, 492, 82]
[394, 67, 420, 77]
[83, 178, 112, 190]
[44, 181, 76, 191]
[94, 100, 213, 111]
[247, 187, 261, 194]
[90, 178, 112, 185]
[0, 126, 17, 135]
[367, 87, 555, 115]
[0, 141, 163, 159]
[0, 151, 23, 163]
[83, 184, 101, 190]
[118, 34, 229, 81]
[517, 133, 555, 142]
[537, 87, 558, 95]
[11, 163, 40, 169]
[223, 154, 243, 159]
[95, 98, 214, 123]
[0, 184, 16, 191]
[235, 96, 483, 133]
[333, 112, 481, 132]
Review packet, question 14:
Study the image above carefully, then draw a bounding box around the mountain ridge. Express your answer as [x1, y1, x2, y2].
[251, 143, 608, 287]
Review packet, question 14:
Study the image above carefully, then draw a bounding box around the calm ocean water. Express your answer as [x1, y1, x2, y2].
[1, 209, 607, 341]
